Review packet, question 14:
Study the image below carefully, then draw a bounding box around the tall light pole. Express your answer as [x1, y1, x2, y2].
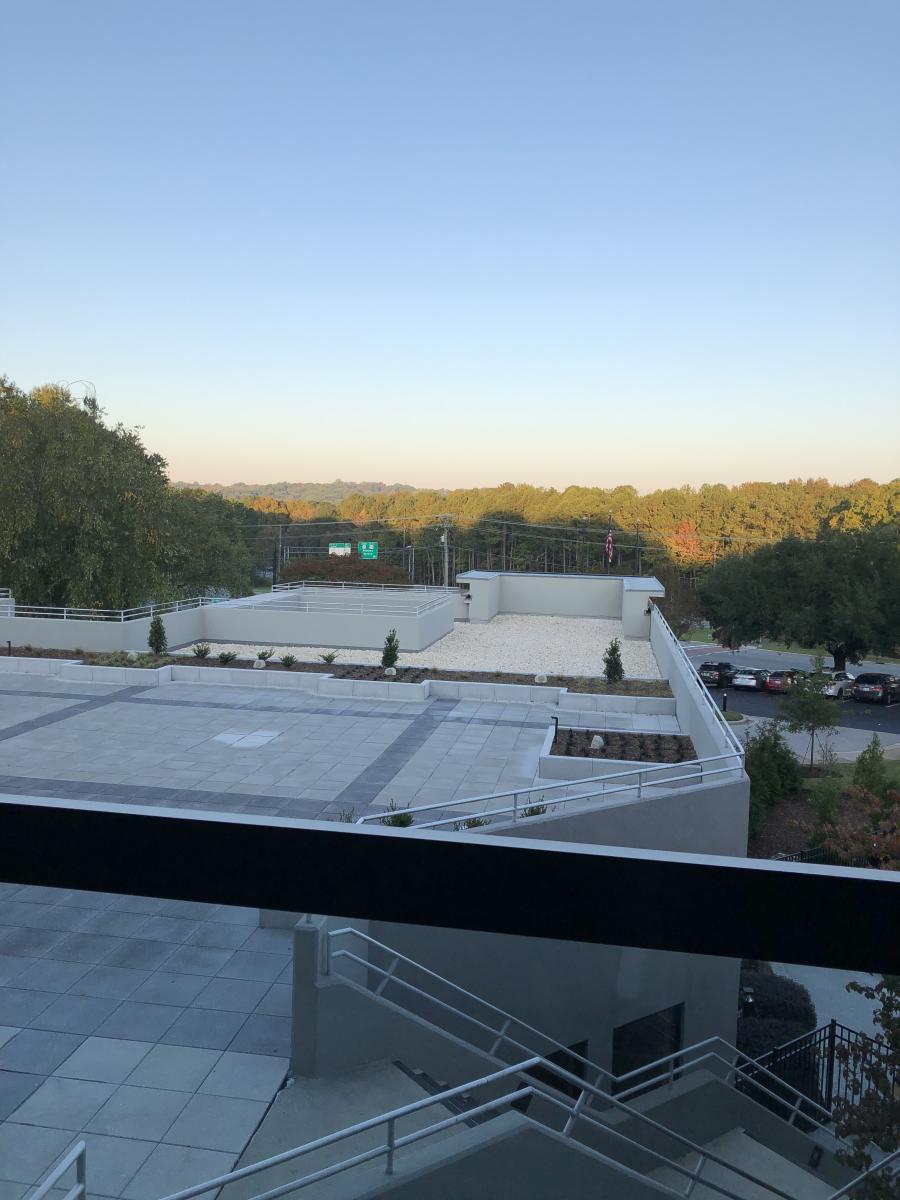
[438, 514, 452, 588]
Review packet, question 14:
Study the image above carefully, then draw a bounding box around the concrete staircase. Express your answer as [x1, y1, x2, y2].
[219, 1059, 463, 1200]
[650, 1128, 833, 1199]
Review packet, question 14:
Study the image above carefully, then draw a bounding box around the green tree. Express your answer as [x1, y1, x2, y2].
[603, 637, 624, 683]
[700, 529, 900, 670]
[147, 615, 168, 655]
[780, 655, 839, 769]
[0, 377, 256, 607]
[381, 629, 400, 669]
[854, 735, 889, 800]
[743, 721, 801, 839]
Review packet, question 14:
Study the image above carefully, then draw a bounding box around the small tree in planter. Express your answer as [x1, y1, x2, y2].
[382, 629, 400, 671]
[148, 615, 168, 655]
[603, 637, 624, 684]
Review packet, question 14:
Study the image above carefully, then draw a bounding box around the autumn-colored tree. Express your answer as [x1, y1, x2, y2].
[832, 974, 900, 1198]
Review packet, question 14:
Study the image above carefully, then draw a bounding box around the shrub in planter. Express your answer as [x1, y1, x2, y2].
[257, 648, 275, 662]
[148, 615, 168, 655]
[320, 650, 339, 665]
[381, 629, 400, 670]
[603, 637, 624, 684]
[379, 800, 413, 827]
[192, 643, 211, 659]
[217, 650, 238, 665]
[280, 654, 297, 669]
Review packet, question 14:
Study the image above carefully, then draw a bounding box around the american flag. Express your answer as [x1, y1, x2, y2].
[605, 525, 614, 563]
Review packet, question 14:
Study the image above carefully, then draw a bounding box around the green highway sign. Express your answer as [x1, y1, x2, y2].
[328, 542, 352, 557]
[358, 541, 379, 560]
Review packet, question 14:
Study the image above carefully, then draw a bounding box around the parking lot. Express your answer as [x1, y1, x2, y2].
[684, 646, 900, 737]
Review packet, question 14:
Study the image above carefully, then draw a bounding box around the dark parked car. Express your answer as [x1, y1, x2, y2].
[698, 661, 737, 687]
[764, 670, 803, 694]
[851, 673, 900, 705]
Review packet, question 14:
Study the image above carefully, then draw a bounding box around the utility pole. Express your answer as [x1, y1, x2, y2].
[438, 514, 452, 588]
[636, 521, 642, 575]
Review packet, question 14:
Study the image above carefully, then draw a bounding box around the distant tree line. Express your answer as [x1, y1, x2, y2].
[3, 375, 897, 623]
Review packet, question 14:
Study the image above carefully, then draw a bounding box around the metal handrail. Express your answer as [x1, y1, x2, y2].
[650, 604, 744, 758]
[1, 590, 451, 622]
[273, 581, 451, 594]
[154, 1052, 814, 1200]
[826, 1146, 900, 1199]
[324, 927, 847, 1150]
[1, 597, 222, 622]
[27, 1140, 86, 1200]
[153, 1061, 542, 1200]
[250, 597, 450, 617]
[415, 766, 744, 830]
[356, 752, 744, 827]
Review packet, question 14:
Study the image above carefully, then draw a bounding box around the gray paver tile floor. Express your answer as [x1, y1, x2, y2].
[0, 883, 289, 1198]
[0, 675, 556, 822]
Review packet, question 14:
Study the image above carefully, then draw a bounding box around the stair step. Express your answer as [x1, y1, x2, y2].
[650, 1128, 832, 1199]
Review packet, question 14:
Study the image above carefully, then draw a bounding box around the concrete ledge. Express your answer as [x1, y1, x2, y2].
[557, 691, 676, 715]
[0, 656, 74, 675]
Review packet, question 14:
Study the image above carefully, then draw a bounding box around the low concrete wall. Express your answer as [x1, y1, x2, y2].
[622, 581, 666, 638]
[203, 599, 454, 652]
[650, 608, 737, 763]
[0, 608, 206, 653]
[291, 922, 497, 1087]
[497, 776, 750, 857]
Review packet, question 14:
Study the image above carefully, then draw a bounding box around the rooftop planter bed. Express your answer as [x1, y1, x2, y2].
[2, 645, 671, 697]
[551, 727, 697, 764]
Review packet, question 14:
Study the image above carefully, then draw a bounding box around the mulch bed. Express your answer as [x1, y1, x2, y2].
[551, 728, 697, 763]
[2, 646, 671, 698]
[747, 793, 816, 859]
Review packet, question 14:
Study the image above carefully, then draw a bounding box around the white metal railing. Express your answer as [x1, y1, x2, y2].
[273, 581, 452, 594]
[240, 593, 451, 617]
[356, 752, 744, 829]
[27, 1140, 86, 1200]
[0, 596, 224, 622]
[0, 589, 451, 622]
[323, 927, 849, 1149]
[650, 604, 744, 758]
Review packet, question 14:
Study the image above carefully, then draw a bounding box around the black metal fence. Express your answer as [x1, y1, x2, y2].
[742, 1020, 899, 1121]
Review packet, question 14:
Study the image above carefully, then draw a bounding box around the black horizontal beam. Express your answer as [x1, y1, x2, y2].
[2, 796, 898, 975]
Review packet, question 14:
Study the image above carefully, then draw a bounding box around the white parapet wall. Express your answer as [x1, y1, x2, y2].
[0, 589, 457, 653]
[457, 571, 664, 635]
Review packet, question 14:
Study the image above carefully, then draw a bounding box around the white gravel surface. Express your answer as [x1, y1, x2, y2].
[176, 614, 661, 678]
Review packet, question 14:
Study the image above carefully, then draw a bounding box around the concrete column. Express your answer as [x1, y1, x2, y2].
[291, 919, 324, 1076]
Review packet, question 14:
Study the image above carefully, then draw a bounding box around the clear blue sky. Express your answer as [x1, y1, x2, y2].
[3, 0, 898, 490]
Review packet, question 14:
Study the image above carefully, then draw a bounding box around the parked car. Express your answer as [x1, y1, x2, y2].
[764, 670, 803, 694]
[851, 673, 900, 705]
[698, 661, 737, 687]
[732, 668, 770, 690]
[823, 670, 855, 699]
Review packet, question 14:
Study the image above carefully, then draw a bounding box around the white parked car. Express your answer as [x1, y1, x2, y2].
[732, 668, 769, 690]
[823, 670, 855, 698]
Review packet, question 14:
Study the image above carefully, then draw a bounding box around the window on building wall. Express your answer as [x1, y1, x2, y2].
[612, 1004, 684, 1096]
[512, 1040, 589, 1112]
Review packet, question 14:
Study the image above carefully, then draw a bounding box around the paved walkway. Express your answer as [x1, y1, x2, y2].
[0, 883, 291, 1199]
[0, 677, 550, 821]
